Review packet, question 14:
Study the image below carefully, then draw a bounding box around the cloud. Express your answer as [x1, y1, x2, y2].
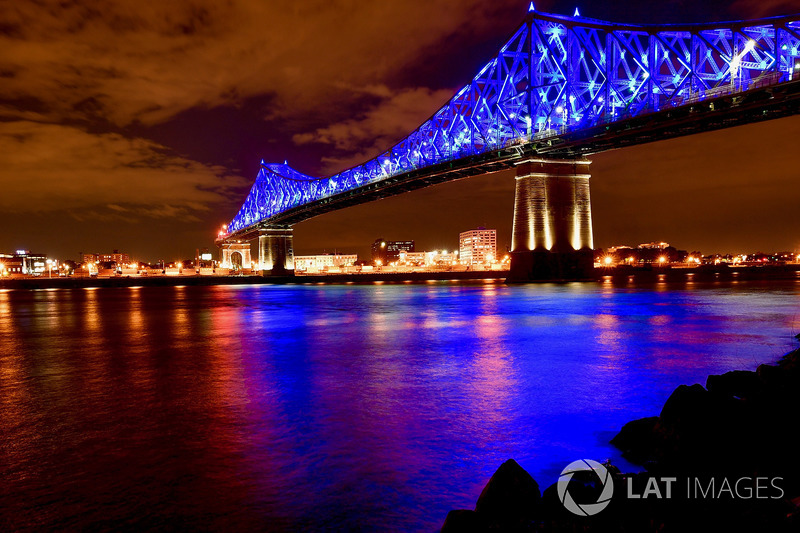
[292, 86, 453, 173]
[0, 120, 247, 215]
[0, 0, 520, 127]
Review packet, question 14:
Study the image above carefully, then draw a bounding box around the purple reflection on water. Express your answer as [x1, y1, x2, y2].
[1, 280, 799, 530]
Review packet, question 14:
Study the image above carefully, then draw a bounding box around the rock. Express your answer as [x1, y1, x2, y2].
[440, 510, 487, 533]
[706, 370, 760, 399]
[658, 383, 709, 424]
[778, 348, 800, 374]
[756, 363, 787, 393]
[474, 459, 540, 526]
[652, 384, 742, 468]
[610, 417, 658, 463]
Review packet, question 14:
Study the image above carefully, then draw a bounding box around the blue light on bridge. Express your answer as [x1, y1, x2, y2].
[225, 11, 800, 236]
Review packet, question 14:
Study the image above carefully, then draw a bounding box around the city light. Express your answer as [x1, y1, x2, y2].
[603, 256, 613, 266]
[658, 256, 667, 264]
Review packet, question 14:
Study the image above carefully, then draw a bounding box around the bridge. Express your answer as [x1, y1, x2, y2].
[217, 6, 800, 280]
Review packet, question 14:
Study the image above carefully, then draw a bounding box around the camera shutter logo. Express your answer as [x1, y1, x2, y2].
[557, 459, 614, 516]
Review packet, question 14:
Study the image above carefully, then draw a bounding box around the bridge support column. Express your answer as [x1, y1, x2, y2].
[258, 227, 294, 276]
[508, 158, 594, 282]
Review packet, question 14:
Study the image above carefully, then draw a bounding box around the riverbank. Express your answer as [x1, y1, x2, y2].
[2, 263, 799, 290]
[442, 345, 800, 532]
[0, 269, 508, 289]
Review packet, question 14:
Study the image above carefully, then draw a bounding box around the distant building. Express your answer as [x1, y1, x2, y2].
[637, 241, 670, 250]
[459, 228, 497, 264]
[398, 251, 427, 264]
[82, 250, 131, 266]
[607, 245, 634, 253]
[371, 238, 415, 264]
[2, 250, 48, 275]
[399, 250, 458, 265]
[295, 254, 358, 271]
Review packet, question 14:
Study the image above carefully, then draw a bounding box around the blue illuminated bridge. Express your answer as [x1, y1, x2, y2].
[218, 6, 800, 280]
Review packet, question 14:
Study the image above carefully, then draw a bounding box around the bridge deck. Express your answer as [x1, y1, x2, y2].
[222, 78, 800, 243]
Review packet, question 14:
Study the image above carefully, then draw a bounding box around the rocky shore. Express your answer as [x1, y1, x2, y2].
[442, 344, 800, 532]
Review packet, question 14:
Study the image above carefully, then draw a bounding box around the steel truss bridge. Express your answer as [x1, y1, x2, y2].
[219, 7, 800, 277]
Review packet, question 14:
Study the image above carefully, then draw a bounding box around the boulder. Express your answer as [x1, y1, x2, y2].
[610, 417, 658, 463]
[757, 363, 784, 388]
[440, 510, 487, 533]
[658, 383, 710, 427]
[706, 370, 760, 399]
[474, 459, 540, 525]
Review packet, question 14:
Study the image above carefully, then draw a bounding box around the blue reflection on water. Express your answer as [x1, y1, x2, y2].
[0, 280, 798, 530]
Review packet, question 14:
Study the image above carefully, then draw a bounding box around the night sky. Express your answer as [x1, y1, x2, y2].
[1, 0, 799, 262]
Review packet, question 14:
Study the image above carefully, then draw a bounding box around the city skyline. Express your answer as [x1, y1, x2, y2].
[2, 0, 800, 262]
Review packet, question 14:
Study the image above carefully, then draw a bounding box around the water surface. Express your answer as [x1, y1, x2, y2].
[1, 280, 799, 530]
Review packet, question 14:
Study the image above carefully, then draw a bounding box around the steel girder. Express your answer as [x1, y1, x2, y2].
[225, 10, 800, 235]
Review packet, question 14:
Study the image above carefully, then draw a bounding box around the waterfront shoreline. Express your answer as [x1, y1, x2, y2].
[1, 264, 799, 290]
[442, 345, 800, 532]
[0, 269, 508, 289]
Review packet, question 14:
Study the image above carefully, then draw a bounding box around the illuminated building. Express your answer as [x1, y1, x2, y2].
[371, 238, 414, 264]
[637, 242, 670, 250]
[398, 250, 459, 266]
[3, 250, 48, 275]
[607, 245, 633, 254]
[295, 254, 358, 271]
[460, 228, 497, 264]
[82, 250, 131, 266]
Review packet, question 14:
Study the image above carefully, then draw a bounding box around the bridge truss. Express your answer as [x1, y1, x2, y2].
[224, 8, 800, 237]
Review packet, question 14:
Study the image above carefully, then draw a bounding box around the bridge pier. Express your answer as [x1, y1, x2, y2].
[219, 241, 253, 271]
[508, 158, 594, 282]
[257, 227, 294, 276]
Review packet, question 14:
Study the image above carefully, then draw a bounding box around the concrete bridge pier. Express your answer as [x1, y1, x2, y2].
[257, 227, 294, 276]
[508, 158, 594, 282]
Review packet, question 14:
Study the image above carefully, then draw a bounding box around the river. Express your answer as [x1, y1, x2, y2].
[1, 279, 798, 530]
